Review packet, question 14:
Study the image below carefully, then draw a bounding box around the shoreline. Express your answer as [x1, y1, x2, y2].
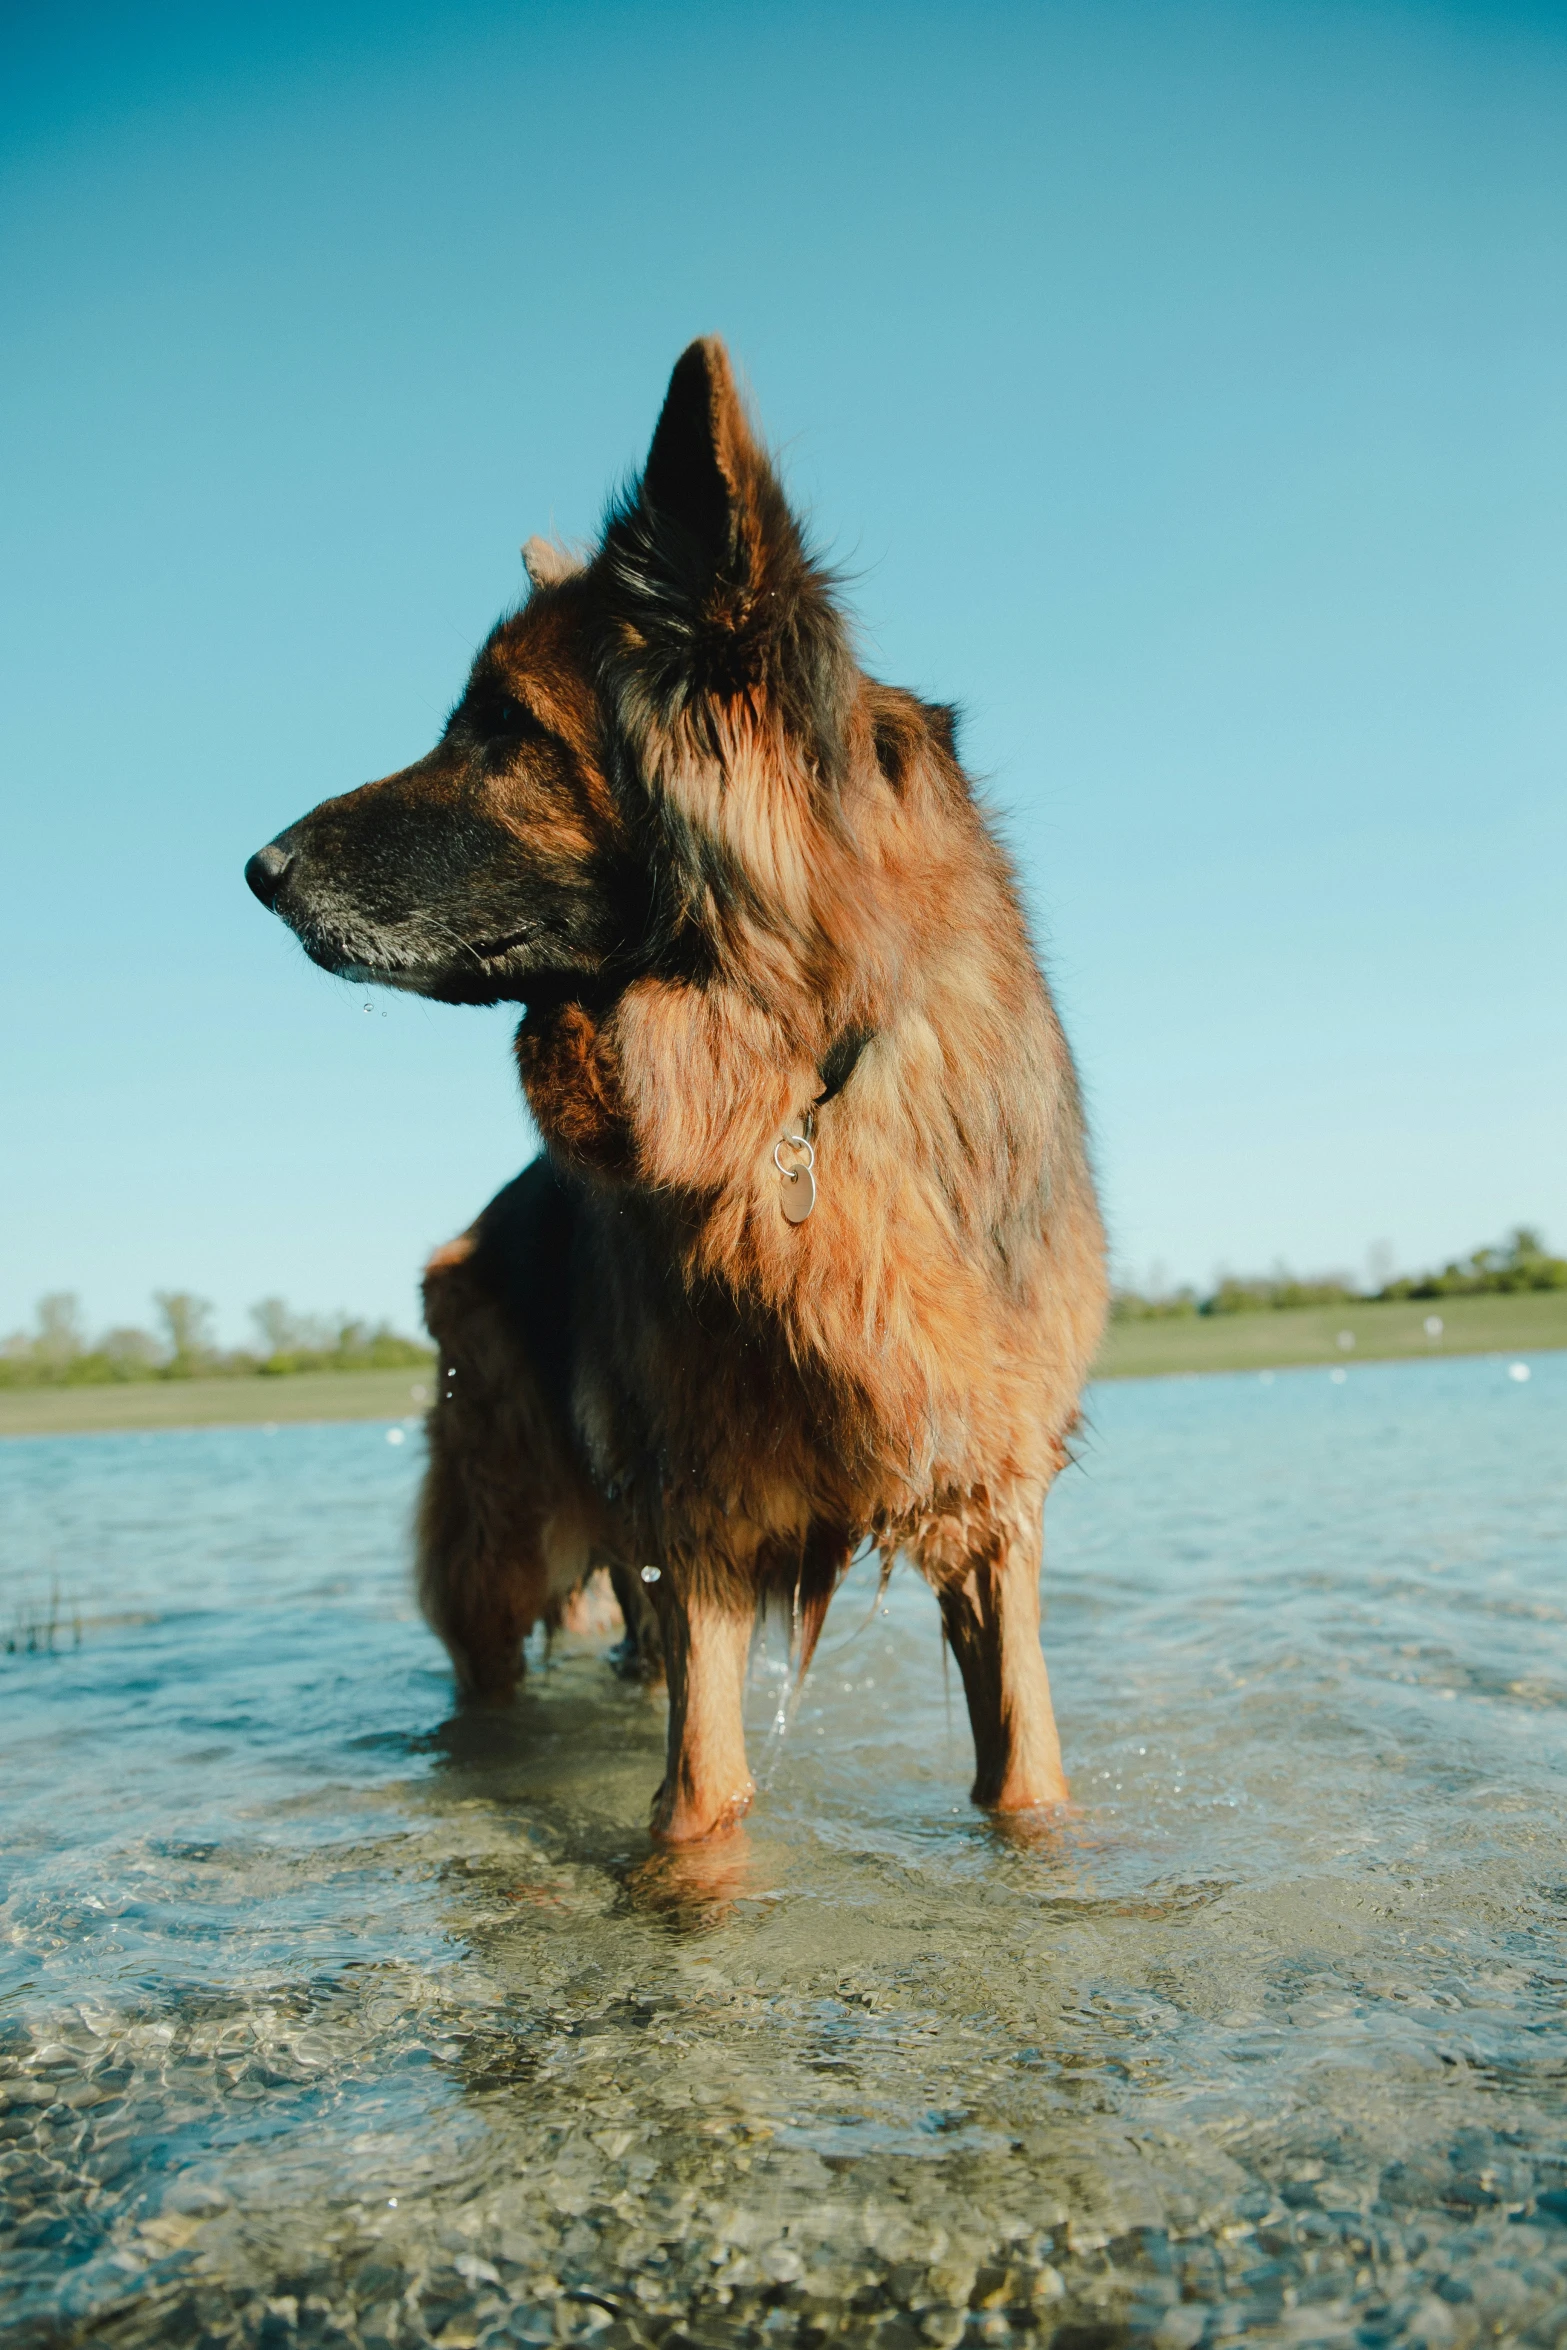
[0, 1367, 434, 1439]
[1, 1291, 1562, 1437]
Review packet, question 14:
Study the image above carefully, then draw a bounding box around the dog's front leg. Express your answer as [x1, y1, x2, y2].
[649, 1583, 755, 1843]
[938, 1540, 1069, 1814]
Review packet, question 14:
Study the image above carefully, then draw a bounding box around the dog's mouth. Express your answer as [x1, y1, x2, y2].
[319, 934, 603, 1019]
[339, 928, 536, 989]
[290, 914, 551, 1008]
[470, 927, 537, 963]
[264, 859, 620, 1013]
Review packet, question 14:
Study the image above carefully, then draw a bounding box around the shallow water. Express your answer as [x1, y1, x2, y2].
[2, 1355, 1565, 2350]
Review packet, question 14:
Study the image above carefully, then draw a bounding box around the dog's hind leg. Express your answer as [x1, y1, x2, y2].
[605, 1561, 664, 1682]
[416, 1407, 547, 1703]
[926, 1505, 1068, 1813]
[646, 1580, 755, 1843]
[418, 1166, 598, 1705]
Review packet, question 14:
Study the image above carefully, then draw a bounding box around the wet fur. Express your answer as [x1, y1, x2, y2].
[252, 339, 1108, 1839]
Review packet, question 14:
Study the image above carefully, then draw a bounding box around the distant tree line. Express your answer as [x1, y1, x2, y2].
[1373, 1227, 1567, 1300]
[9, 1227, 1562, 1374]
[0, 1292, 432, 1387]
[1112, 1226, 1567, 1322]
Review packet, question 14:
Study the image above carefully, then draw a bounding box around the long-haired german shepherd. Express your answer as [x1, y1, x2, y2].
[247, 340, 1107, 1842]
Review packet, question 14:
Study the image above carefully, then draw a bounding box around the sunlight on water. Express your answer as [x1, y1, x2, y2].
[2, 1357, 1565, 2348]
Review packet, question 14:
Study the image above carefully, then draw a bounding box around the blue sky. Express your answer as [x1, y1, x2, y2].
[3, 0, 1564, 1343]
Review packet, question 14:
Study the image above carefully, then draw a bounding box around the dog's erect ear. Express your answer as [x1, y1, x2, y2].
[641, 337, 755, 581]
[521, 536, 583, 589]
[604, 338, 852, 787]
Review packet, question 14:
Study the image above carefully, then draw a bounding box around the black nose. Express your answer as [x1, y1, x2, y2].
[245, 842, 292, 908]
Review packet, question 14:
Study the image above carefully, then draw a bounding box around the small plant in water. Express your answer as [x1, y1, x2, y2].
[5, 1579, 81, 1656]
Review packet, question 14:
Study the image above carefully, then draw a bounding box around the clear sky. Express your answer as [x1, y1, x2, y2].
[4, 0, 1564, 1343]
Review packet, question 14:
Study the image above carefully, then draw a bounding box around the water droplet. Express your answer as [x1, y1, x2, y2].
[640, 1564, 661, 1583]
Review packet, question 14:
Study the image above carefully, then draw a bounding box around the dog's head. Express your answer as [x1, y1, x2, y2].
[246, 339, 865, 1020]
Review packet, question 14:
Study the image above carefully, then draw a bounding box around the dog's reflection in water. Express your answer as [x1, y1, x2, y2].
[620, 1831, 755, 1931]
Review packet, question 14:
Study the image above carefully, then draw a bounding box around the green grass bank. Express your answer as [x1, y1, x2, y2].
[1097, 1286, 1567, 1379]
[0, 1367, 432, 1438]
[1, 1290, 1562, 1437]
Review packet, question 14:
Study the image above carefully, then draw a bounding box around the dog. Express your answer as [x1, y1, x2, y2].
[246, 338, 1107, 1842]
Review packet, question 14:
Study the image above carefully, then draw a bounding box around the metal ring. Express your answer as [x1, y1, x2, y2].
[773, 1136, 816, 1179]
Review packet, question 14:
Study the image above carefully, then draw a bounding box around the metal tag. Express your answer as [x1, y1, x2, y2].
[781, 1165, 816, 1224]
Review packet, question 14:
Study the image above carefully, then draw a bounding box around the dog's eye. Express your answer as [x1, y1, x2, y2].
[450, 687, 547, 753]
[477, 694, 543, 745]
